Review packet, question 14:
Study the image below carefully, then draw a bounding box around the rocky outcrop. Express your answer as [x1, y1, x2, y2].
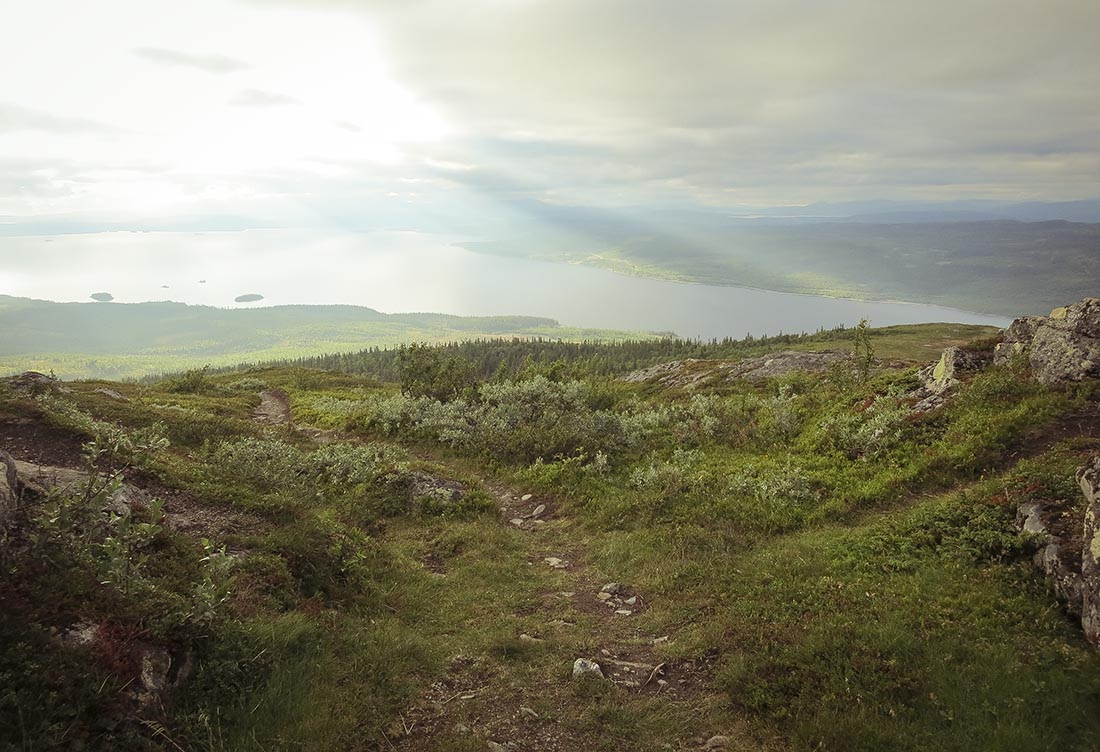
[620, 360, 695, 384]
[995, 298, 1100, 384]
[1079, 457, 1100, 646]
[1016, 456, 1100, 648]
[13, 459, 149, 515]
[1016, 500, 1084, 613]
[623, 350, 852, 389]
[5, 370, 69, 396]
[910, 345, 993, 412]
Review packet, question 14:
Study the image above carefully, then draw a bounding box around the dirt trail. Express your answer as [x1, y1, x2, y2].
[385, 450, 719, 752]
[257, 402, 717, 749]
[253, 389, 292, 425]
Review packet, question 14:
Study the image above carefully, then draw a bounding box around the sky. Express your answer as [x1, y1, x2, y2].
[2, 0, 1099, 231]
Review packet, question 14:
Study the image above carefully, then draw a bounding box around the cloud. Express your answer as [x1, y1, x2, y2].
[131, 46, 250, 74]
[0, 103, 116, 134]
[245, 0, 1100, 204]
[3, 0, 1100, 230]
[230, 88, 298, 107]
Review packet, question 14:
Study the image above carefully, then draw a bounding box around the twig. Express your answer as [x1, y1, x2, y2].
[441, 686, 487, 705]
[639, 662, 667, 691]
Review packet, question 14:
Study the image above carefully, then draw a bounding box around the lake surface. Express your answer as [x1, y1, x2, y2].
[0, 229, 1012, 338]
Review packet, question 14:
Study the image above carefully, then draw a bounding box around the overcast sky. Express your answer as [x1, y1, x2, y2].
[2, 0, 1098, 229]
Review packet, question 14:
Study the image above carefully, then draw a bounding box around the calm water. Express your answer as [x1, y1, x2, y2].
[0, 229, 1011, 338]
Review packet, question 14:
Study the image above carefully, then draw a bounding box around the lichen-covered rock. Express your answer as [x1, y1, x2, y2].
[622, 350, 852, 389]
[994, 298, 1100, 384]
[726, 350, 852, 380]
[409, 471, 466, 501]
[1015, 500, 1084, 614]
[622, 359, 697, 386]
[994, 316, 1044, 364]
[1079, 457, 1100, 646]
[1018, 457, 1100, 649]
[910, 346, 992, 412]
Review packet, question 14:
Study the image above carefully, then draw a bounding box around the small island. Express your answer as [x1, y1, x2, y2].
[89, 292, 114, 302]
[234, 293, 264, 303]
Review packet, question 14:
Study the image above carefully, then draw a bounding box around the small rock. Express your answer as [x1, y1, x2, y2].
[572, 658, 604, 679]
[533, 519, 546, 526]
[455, 723, 470, 734]
[652, 635, 670, 645]
[61, 620, 99, 647]
[544, 557, 567, 569]
[487, 742, 510, 752]
[519, 633, 543, 643]
[624, 596, 637, 605]
[528, 504, 546, 518]
[510, 518, 525, 527]
[657, 679, 668, 686]
[549, 619, 575, 628]
[93, 387, 128, 401]
[521, 493, 533, 501]
[519, 706, 539, 720]
[600, 648, 612, 656]
[596, 592, 613, 601]
[615, 609, 633, 616]
[704, 735, 731, 750]
[600, 582, 625, 596]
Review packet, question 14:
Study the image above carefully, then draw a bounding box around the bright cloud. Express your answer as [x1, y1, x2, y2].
[0, 0, 446, 219]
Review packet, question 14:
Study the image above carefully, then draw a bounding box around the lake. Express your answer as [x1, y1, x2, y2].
[0, 229, 1012, 338]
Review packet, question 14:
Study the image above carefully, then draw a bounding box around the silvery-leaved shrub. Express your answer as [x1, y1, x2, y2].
[629, 449, 704, 494]
[821, 395, 910, 459]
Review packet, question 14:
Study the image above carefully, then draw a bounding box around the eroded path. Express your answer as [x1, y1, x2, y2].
[263, 407, 748, 750]
[377, 451, 741, 752]
[253, 388, 292, 425]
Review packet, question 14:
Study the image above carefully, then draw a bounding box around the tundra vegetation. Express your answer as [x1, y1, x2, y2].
[2, 321, 1099, 751]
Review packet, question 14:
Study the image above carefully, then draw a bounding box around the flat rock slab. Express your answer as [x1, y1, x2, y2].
[623, 351, 853, 388]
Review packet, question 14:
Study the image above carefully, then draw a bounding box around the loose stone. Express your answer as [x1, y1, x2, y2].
[572, 658, 604, 678]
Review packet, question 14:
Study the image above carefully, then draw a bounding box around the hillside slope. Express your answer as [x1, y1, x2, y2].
[0, 295, 656, 380]
[2, 313, 1100, 751]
